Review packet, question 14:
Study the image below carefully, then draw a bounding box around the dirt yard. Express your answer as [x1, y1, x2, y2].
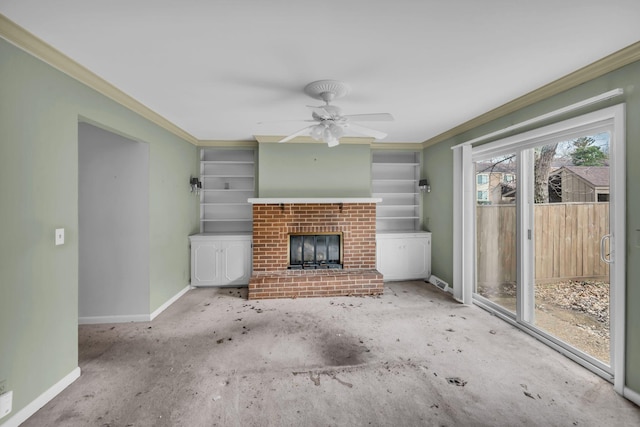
[535, 280, 610, 363]
[477, 280, 610, 364]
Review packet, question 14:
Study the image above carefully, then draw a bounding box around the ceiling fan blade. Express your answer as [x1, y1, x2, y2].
[278, 125, 313, 143]
[342, 113, 394, 122]
[345, 123, 388, 140]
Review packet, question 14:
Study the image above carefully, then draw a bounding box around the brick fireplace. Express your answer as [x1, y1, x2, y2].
[248, 198, 384, 299]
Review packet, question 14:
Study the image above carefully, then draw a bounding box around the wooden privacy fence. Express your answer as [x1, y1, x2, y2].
[476, 202, 609, 286]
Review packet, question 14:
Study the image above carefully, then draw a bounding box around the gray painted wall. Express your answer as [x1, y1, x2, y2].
[78, 123, 150, 319]
[423, 59, 640, 393]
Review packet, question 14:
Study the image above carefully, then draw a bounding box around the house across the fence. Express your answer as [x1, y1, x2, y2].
[549, 166, 610, 203]
[475, 161, 517, 205]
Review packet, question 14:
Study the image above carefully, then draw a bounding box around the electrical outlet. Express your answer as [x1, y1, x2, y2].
[0, 390, 12, 419]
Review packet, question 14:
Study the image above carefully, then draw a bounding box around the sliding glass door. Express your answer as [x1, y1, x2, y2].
[530, 134, 612, 367]
[475, 153, 518, 315]
[468, 105, 624, 383]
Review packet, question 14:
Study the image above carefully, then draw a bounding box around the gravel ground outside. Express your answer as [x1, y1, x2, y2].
[535, 280, 609, 326]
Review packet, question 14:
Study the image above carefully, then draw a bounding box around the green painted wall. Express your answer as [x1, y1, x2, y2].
[148, 128, 198, 311]
[0, 38, 198, 422]
[258, 143, 372, 197]
[421, 141, 455, 279]
[423, 60, 640, 392]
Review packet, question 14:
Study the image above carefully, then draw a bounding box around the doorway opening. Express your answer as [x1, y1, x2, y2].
[78, 122, 150, 325]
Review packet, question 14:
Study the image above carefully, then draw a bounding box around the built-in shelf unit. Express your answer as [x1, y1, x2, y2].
[200, 147, 256, 233]
[371, 150, 420, 232]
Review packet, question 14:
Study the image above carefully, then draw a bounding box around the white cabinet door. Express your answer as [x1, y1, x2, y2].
[191, 241, 222, 286]
[376, 233, 431, 281]
[221, 240, 252, 285]
[405, 237, 431, 279]
[190, 235, 252, 286]
[377, 238, 405, 280]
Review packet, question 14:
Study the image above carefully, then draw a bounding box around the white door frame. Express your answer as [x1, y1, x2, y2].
[453, 103, 626, 393]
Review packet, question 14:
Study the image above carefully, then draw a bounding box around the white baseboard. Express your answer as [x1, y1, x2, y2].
[624, 386, 640, 407]
[3, 367, 80, 427]
[150, 285, 190, 320]
[78, 314, 150, 324]
[78, 286, 190, 325]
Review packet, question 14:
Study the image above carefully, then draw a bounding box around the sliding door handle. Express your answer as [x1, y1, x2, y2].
[600, 234, 612, 264]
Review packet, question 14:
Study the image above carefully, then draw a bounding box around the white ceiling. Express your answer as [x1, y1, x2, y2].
[2, 0, 640, 143]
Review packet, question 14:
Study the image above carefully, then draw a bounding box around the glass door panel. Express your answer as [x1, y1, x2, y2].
[475, 154, 518, 314]
[530, 134, 611, 365]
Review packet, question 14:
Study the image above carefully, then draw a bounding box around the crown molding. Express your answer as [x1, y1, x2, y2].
[371, 142, 423, 150]
[199, 137, 420, 149]
[421, 41, 640, 148]
[197, 140, 258, 148]
[253, 135, 375, 145]
[0, 14, 199, 145]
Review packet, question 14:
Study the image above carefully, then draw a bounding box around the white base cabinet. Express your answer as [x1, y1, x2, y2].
[376, 232, 431, 281]
[189, 234, 252, 286]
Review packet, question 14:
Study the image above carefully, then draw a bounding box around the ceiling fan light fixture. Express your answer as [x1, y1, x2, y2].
[322, 126, 334, 142]
[326, 136, 340, 148]
[277, 79, 393, 147]
[309, 122, 343, 146]
[329, 123, 344, 138]
[310, 124, 324, 140]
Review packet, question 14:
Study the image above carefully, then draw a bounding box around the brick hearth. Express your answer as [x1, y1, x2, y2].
[248, 200, 383, 299]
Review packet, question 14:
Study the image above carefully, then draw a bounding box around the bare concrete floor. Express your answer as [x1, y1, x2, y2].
[24, 281, 639, 426]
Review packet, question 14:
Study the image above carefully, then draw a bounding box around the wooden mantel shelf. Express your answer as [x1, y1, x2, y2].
[248, 197, 382, 204]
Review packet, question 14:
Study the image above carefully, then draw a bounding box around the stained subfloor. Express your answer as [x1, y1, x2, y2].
[23, 281, 639, 427]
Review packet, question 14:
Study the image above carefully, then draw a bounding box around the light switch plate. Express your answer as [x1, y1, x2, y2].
[0, 390, 12, 419]
[55, 228, 65, 246]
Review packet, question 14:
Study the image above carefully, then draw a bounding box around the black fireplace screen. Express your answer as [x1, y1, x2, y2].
[289, 234, 342, 269]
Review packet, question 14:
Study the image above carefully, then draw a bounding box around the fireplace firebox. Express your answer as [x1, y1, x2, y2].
[289, 233, 342, 269]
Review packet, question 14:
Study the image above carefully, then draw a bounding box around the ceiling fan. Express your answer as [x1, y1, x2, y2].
[278, 80, 394, 147]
